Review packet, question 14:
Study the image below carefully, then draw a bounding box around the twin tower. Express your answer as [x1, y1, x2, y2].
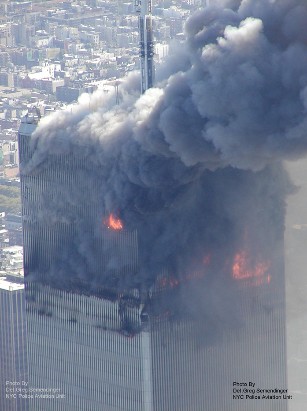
[16, 107, 288, 411]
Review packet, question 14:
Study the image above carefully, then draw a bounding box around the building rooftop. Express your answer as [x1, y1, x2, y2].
[19, 108, 41, 135]
[0, 276, 24, 291]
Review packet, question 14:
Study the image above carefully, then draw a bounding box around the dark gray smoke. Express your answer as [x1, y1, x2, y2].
[21, 0, 303, 297]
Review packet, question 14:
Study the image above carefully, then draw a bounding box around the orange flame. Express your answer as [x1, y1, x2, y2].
[158, 275, 179, 289]
[232, 250, 270, 281]
[157, 269, 207, 291]
[104, 214, 123, 231]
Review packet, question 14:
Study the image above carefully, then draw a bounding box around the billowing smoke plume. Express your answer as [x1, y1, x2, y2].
[21, 0, 304, 296]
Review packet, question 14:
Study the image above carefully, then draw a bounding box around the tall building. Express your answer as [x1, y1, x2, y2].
[0, 211, 9, 250]
[18, 112, 288, 411]
[0, 275, 28, 411]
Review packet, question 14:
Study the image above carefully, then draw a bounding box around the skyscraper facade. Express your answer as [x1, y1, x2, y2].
[0, 276, 28, 411]
[18, 113, 288, 411]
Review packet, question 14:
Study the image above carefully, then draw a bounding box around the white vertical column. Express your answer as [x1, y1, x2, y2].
[141, 330, 153, 411]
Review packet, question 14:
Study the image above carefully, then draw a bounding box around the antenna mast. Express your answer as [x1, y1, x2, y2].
[135, 0, 154, 93]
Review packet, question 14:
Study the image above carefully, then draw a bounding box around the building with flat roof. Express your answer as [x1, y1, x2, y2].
[0, 276, 28, 411]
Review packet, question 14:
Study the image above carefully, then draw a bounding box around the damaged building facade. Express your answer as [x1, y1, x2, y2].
[18, 109, 288, 411]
